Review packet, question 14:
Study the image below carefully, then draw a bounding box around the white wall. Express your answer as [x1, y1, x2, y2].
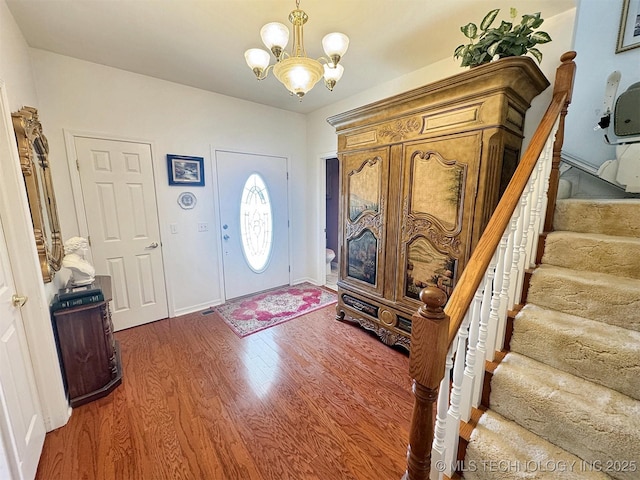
[0, 0, 37, 109]
[305, 8, 577, 282]
[563, 0, 640, 168]
[0, 0, 69, 431]
[30, 50, 309, 316]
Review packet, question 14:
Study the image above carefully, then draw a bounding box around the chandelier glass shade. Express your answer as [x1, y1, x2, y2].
[244, 0, 349, 98]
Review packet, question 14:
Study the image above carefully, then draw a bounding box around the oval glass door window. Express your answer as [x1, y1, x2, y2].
[240, 173, 273, 272]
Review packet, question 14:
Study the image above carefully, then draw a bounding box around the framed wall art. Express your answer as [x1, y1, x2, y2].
[616, 0, 640, 53]
[167, 154, 205, 186]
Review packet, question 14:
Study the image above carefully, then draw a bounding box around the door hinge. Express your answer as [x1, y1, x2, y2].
[76, 158, 80, 171]
[87, 236, 92, 247]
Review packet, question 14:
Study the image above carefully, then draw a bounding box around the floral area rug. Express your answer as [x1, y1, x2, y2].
[210, 283, 337, 337]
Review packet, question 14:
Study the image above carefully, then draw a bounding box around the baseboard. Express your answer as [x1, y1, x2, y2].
[293, 277, 321, 286]
[173, 300, 222, 317]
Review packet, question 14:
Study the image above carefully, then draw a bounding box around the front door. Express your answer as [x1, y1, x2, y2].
[74, 137, 168, 330]
[0, 213, 46, 480]
[215, 151, 290, 300]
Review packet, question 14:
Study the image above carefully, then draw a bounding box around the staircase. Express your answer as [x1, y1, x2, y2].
[464, 198, 640, 480]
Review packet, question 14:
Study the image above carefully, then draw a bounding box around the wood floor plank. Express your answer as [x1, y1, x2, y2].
[36, 304, 413, 479]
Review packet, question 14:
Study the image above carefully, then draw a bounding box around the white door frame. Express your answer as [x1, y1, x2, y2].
[0, 80, 69, 432]
[317, 151, 337, 285]
[211, 147, 293, 302]
[63, 130, 173, 316]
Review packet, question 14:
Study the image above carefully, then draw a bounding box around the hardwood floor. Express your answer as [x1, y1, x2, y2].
[36, 304, 413, 479]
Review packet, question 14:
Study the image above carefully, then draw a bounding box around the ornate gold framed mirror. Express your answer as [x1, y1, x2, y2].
[12, 106, 63, 282]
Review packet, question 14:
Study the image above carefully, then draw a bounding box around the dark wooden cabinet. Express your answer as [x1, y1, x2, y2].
[327, 57, 549, 350]
[52, 279, 122, 407]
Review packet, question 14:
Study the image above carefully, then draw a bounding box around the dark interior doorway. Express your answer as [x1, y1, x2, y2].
[326, 157, 339, 267]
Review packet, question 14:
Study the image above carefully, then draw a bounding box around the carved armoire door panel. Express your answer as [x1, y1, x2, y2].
[341, 148, 390, 296]
[397, 133, 482, 306]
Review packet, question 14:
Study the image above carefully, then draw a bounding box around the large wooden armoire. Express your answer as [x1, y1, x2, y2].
[327, 57, 549, 350]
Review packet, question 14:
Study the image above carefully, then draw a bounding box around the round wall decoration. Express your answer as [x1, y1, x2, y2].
[177, 191, 197, 209]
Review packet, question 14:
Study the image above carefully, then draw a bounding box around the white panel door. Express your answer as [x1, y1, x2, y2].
[74, 137, 168, 330]
[216, 151, 290, 299]
[0, 213, 45, 480]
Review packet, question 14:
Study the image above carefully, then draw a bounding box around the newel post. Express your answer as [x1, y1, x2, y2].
[403, 287, 450, 480]
[544, 51, 576, 232]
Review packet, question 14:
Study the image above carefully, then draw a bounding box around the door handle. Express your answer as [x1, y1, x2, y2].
[146, 242, 159, 249]
[12, 294, 28, 308]
[223, 234, 230, 240]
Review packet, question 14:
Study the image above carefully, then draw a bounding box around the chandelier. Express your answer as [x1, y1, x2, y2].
[244, 0, 349, 99]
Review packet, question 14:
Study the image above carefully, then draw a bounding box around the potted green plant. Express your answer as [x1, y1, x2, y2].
[454, 8, 552, 68]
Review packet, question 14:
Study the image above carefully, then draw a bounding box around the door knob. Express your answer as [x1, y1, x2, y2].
[146, 242, 159, 249]
[12, 294, 28, 308]
[223, 224, 228, 230]
[223, 234, 230, 240]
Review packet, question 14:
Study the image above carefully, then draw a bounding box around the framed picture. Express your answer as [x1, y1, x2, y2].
[616, 0, 640, 53]
[167, 154, 204, 186]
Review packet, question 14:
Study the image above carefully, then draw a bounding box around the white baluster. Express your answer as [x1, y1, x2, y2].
[516, 181, 531, 303]
[508, 199, 526, 305]
[431, 341, 456, 480]
[504, 210, 520, 305]
[491, 232, 508, 352]
[461, 281, 484, 419]
[472, 275, 489, 408]
[483, 252, 500, 361]
[538, 133, 555, 223]
[523, 164, 541, 269]
[443, 310, 471, 476]
[531, 121, 560, 257]
[528, 156, 546, 268]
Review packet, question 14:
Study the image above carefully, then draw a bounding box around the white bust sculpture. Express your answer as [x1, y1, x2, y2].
[62, 236, 95, 286]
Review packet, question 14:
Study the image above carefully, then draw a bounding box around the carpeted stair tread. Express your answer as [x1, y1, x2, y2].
[489, 353, 640, 480]
[554, 199, 640, 237]
[542, 231, 640, 280]
[527, 265, 640, 332]
[465, 410, 612, 480]
[510, 304, 640, 400]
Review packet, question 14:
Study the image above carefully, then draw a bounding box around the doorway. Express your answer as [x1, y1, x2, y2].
[0, 204, 46, 480]
[215, 150, 290, 300]
[325, 157, 339, 289]
[72, 136, 169, 331]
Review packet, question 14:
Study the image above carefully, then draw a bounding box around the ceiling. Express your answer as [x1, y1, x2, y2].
[7, 0, 576, 114]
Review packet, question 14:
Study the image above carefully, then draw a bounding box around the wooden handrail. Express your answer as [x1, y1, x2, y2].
[403, 51, 576, 480]
[444, 51, 576, 346]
